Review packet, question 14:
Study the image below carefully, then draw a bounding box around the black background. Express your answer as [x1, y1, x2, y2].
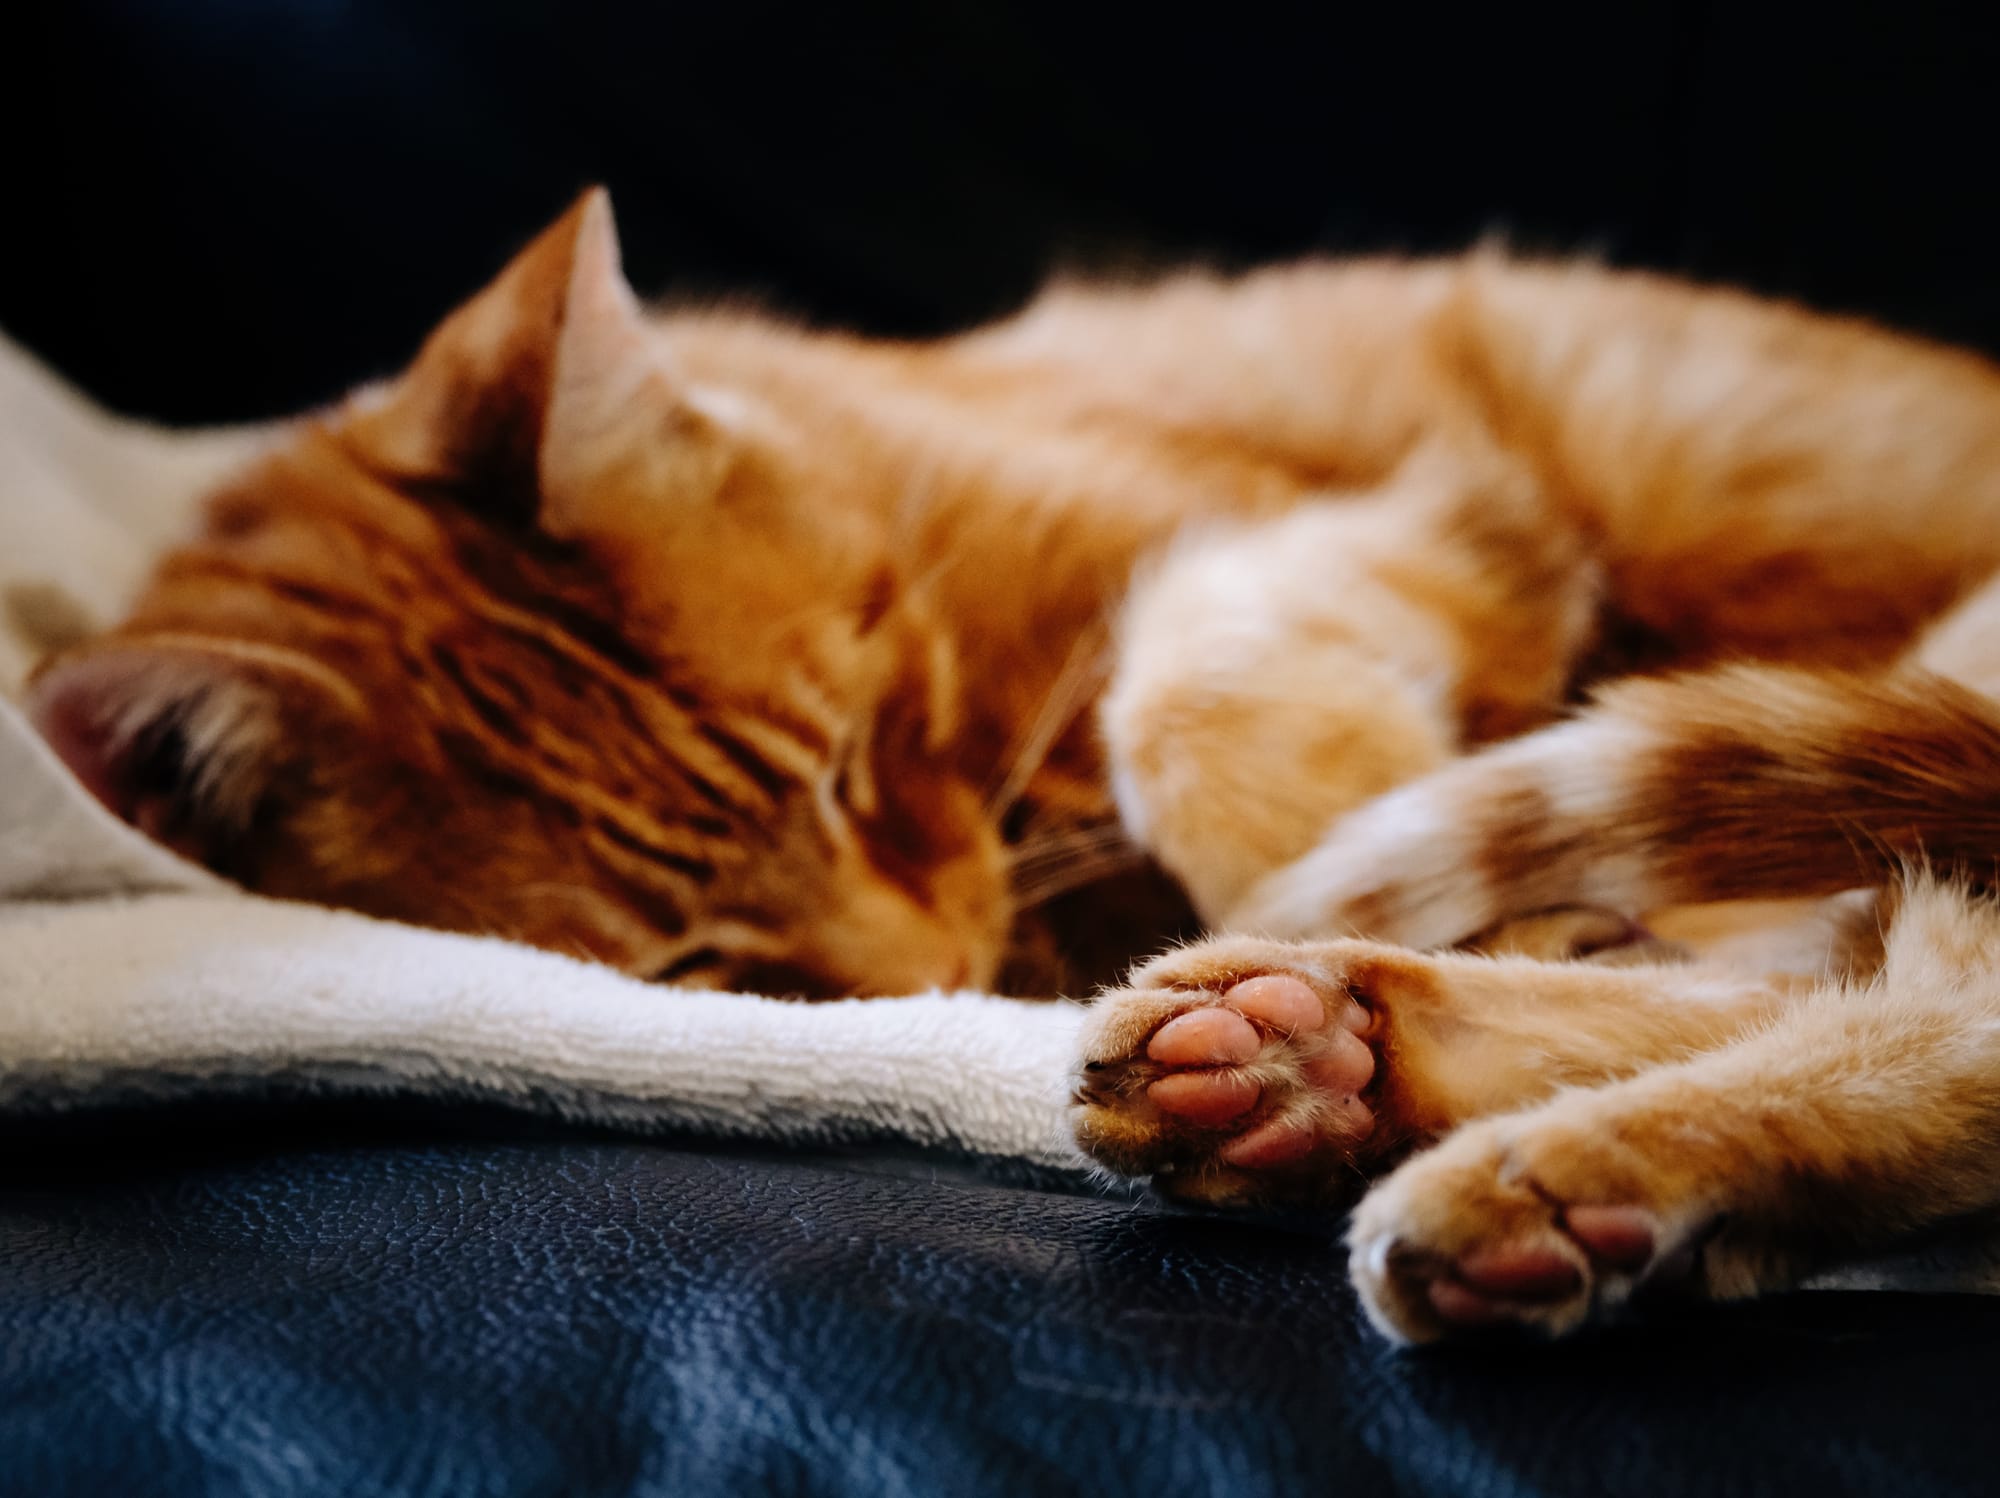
[9, 1, 2000, 422]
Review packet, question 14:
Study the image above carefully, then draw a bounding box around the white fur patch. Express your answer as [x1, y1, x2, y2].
[1226, 780, 1497, 947]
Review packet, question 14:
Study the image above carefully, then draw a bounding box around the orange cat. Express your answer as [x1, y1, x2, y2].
[33, 189, 2000, 1343]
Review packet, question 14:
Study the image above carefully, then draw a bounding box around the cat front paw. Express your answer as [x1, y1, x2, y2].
[1346, 1114, 1712, 1344]
[1069, 937, 1429, 1208]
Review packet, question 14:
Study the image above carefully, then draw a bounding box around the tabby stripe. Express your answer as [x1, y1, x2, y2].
[593, 816, 719, 885]
[561, 782, 725, 861]
[695, 721, 796, 800]
[565, 663, 768, 819]
[756, 705, 834, 760]
[477, 629, 759, 819]
[674, 764, 751, 818]
[431, 648, 533, 747]
[436, 729, 546, 802]
[254, 575, 379, 622]
[158, 557, 379, 624]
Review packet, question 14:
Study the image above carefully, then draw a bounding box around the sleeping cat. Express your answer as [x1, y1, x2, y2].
[31, 189, 2000, 1345]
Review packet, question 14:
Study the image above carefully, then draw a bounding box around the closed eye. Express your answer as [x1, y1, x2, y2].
[728, 960, 847, 1001]
[650, 946, 725, 985]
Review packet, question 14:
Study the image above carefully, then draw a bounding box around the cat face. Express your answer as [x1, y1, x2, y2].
[28, 192, 1012, 995]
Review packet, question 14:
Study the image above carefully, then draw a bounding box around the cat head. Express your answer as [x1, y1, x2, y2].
[27, 191, 1011, 995]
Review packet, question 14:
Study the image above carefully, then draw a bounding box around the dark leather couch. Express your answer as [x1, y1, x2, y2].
[11, 4, 2000, 1491]
[12, 1108, 2000, 1494]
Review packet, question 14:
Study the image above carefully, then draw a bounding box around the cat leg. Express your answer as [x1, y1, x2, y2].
[1102, 442, 1600, 924]
[1348, 874, 2000, 1343]
[1231, 563, 2000, 950]
[1070, 933, 1788, 1208]
[1230, 657, 2000, 950]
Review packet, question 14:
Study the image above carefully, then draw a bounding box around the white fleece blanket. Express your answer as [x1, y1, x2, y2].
[0, 333, 1086, 1174]
[10, 331, 2000, 1293]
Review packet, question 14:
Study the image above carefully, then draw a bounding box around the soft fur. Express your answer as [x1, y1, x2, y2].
[31, 189, 2000, 1343]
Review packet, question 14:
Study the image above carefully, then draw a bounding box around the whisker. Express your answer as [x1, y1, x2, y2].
[1009, 819, 1134, 870]
[985, 616, 1113, 819]
[1012, 843, 1150, 910]
[1011, 852, 1137, 892]
[1013, 861, 1148, 912]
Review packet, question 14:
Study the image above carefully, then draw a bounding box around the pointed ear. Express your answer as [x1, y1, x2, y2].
[537, 196, 734, 541]
[25, 637, 363, 867]
[351, 187, 729, 536]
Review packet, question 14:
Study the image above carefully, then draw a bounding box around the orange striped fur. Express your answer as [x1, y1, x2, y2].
[35, 190, 2000, 1338]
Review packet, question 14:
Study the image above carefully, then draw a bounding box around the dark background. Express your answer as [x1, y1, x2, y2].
[11, 1, 2000, 424]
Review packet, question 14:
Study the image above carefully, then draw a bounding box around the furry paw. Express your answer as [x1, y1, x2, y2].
[1346, 1116, 1708, 1344]
[1070, 937, 1421, 1207]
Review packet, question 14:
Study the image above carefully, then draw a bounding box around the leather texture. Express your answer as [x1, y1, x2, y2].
[9, 1118, 2000, 1496]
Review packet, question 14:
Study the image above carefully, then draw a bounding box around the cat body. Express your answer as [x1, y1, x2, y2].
[33, 190, 2000, 1342]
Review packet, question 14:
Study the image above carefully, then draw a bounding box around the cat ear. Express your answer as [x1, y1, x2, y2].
[352, 187, 729, 538]
[25, 637, 363, 866]
[536, 196, 733, 542]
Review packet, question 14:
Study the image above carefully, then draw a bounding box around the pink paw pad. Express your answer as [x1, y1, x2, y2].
[1146, 1069, 1261, 1125]
[1225, 975, 1331, 1035]
[1147, 1007, 1262, 1067]
[1219, 1113, 1322, 1168]
[1426, 1206, 1661, 1327]
[1456, 1244, 1583, 1300]
[1143, 974, 1377, 1164]
[1564, 1205, 1657, 1271]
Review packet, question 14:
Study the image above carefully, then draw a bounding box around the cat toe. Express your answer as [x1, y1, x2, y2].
[1069, 941, 1394, 1207]
[1347, 1122, 1690, 1344]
